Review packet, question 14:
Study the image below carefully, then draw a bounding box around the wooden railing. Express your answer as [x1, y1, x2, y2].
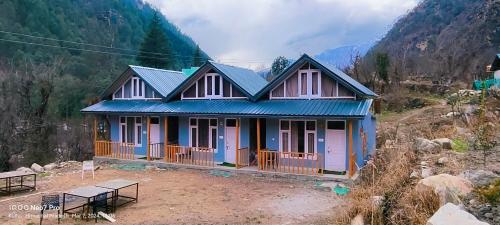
[236, 147, 250, 168]
[149, 143, 164, 159]
[258, 149, 324, 176]
[164, 145, 215, 167]
[95, 141, 135, 160]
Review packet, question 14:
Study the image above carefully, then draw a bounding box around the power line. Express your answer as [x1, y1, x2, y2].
[0, 30, 195, 59]
[0, 30, 275, 63]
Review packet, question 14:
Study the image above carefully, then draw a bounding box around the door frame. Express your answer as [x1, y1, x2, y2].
[324, 120, 347, 171]
[224, 118, 238, 163]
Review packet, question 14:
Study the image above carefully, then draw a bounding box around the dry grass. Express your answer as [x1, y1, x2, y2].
[334, 143, 440, 225]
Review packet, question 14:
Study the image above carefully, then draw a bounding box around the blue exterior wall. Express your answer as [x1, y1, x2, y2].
[265, 118, 279, 150]
[105, 114, 376, 171]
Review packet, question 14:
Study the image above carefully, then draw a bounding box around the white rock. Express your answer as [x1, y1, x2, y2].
[372, 196, 384, 207]
[16, 167, 33, 173]
[446, 112, 460, 117]
[437, 157, 448, 165]
[427, 203, 490, 225]
[43, 163, 57, 171]
[433, 138, 453, 149]
[30, 163, 44, 173]
[416, 174, 473, 206]
[414, 138, 441, 153]
[351, 214, 364, 225]
[410, 170, 419, 178]
[421, 168, 433, 178]
[459, 170, 499, 187]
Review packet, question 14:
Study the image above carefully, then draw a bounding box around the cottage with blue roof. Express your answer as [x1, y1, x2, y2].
[82, 54, 377, 177]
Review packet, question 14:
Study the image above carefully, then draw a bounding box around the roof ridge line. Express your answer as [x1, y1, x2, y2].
[129, 65, 184, 74]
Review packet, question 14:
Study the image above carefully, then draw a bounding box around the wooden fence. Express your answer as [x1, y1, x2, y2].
[236, 147, 250, 168]
[149, 143, 164, 159]
[164, 145, 215, 167]
[258, 149, 324, 176]
[95, 141, 135, 160]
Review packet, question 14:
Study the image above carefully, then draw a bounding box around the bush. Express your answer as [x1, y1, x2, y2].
[451, 138, 468, 152]
[476, 179, 500, 204]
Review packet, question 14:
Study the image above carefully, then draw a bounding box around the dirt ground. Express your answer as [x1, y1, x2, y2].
[0, 165, 342, 225]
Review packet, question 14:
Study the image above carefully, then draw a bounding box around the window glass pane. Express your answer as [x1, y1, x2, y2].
[280, 120, 289, 130]
[282, 132, 289, 152]
[191, 127, 197, 147]
[312, 72, 318, 95]
[190, 118, 197, 126]
[198, 119, 209, 147]
[137, 126, 142, 144]
[197, 78, 205, 97]
[321, 75, 337, 97]
[306, 121, 316, 130]
[124, 79, 131, 98]
[184, 84, 196, 98]
[338, 84, 354, 97]
[136, 117, 142, 123]
[286, 73, 298, 97]
[232, 87, 245, 97]
[300, 72, 307, 95]
[211, 128, 217, 149]
[226, 119, 236, 127]
[307, 133, 315, 153]
[114, 88, 122, 98]
[127, 117, 135, 143]
[139, 80, 143, 96]
[214, 76, 220, 95]
[210, 119, 217, 126]
[272, 83, 284, 97]
[327, 121, 345, 130]
[133, 79, 137, 96]
[150, 117, 159, 124]
[223, 79, 231, 97]
[207, 76, 212, 95]
[121, 125, 126, 143]
[120, 117, 125, 123]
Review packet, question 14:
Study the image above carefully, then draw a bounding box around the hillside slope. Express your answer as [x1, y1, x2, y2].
[0, 0, 208, 116]
[367, 0, 500, 82]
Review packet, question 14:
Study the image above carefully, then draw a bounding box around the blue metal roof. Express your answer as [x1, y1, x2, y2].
[81, 99, 372, 118]
[255, 54, 377, 99]
[209, 61, 268, 96]
[129, 65, 187, 97]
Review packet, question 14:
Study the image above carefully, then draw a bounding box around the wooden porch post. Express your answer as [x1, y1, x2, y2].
[93, 116, 97, 156]
[256, 118, 261, 169]
[164, 116, 168, 161]
[236, 118, 240, 167]
[147, 116, 151, 161]
[348, 120, 354, 177]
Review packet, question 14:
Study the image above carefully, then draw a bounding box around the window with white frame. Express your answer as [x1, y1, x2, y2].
[279, 120, 316, 154]
[119, 116, 142, 146]
[189, 118, 218, 150]
[113, 76, 160, 100]
[270, 64, 356, 99]
[182, 73, 245, 99]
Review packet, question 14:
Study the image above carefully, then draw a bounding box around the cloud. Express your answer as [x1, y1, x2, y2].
[145, 0, 417, 68]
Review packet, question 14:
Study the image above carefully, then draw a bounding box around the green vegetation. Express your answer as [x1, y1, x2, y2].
[0, 0, 209, 118]
[0, 0, 210, 171]
[451, 138, 468, 153]
[476, 179, 500, 204]
[137, 12, 174, 69]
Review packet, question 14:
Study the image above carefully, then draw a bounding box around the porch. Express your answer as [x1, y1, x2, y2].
[92, 116, 361, 178]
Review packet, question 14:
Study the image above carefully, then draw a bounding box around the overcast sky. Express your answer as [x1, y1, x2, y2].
[145, 0, 418, 69]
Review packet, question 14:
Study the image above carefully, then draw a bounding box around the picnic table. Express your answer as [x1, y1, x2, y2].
[0, 171, 36, 194]
[95, 179, 138, 210]
[62, 186, 113, 221]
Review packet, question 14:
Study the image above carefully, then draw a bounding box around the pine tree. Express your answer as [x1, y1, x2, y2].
[270, 56, 290, 80]
[192, 45, 203, 67]
[136, 11, 173, 69]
